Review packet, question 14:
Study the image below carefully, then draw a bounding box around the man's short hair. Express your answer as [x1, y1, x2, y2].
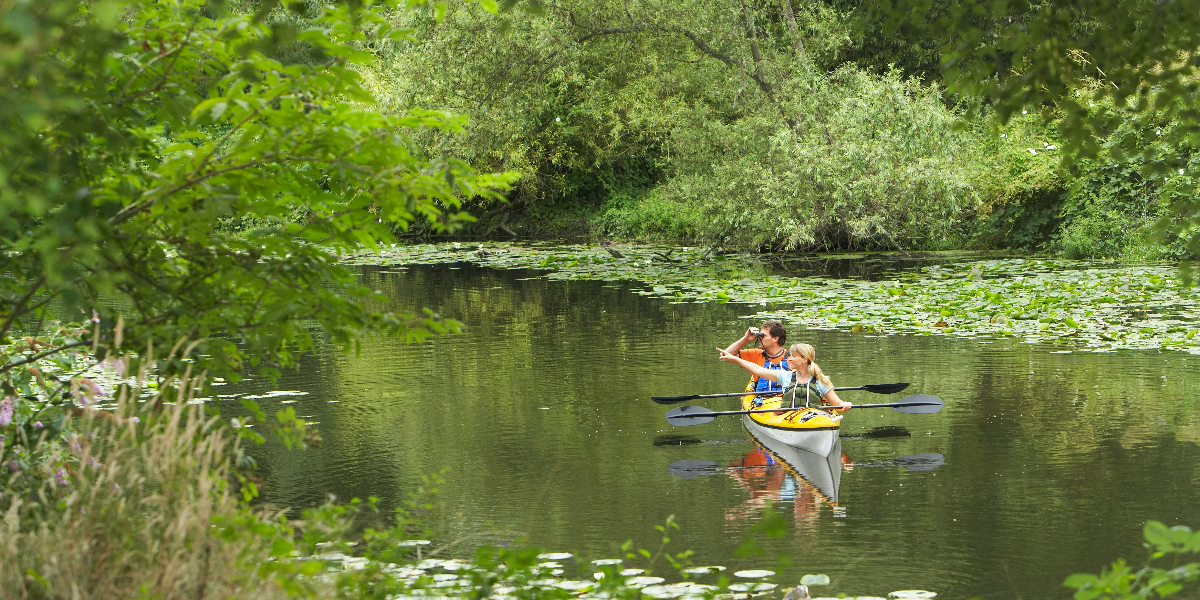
[761, 320, 786, 345]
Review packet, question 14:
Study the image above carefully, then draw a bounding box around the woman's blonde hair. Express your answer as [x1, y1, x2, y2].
[789, 343, 832, 389]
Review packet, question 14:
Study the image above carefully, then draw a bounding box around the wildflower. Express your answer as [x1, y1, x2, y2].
[69, 434, 83, 455]
[91, 310, 101, 324]
[1027, 148, 1037, 155]
[231, 417, 242, 429]
[0, 397, 12, 427]
[6, 460, 18, 473]
[32, 421, 43, 429]
[54, 467, 69, 486]
[86, 456, 102, 470]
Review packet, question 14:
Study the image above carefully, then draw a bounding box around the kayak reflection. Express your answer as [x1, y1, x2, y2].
[725, 431, 848, 524]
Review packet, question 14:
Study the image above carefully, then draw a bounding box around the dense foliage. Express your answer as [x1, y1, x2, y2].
[358, 0, 1200, 258]
[367, 0, 988, 249]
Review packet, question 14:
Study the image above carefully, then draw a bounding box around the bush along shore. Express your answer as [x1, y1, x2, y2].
[345, 243, 1200, 354]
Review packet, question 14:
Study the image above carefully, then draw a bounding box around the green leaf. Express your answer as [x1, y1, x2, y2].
[800, 574, 830, 586]
[1145, 521, 1172, 549]
[1063, 573, 1098, 589]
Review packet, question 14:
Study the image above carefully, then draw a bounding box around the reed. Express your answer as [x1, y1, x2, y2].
[0, 347, 314, 600]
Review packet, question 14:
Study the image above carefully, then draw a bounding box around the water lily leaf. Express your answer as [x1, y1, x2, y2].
[734, 570, 775, 578]
[800, 574, 830, 586]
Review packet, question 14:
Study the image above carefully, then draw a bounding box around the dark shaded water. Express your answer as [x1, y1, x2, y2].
[225, 263, 1200, 599]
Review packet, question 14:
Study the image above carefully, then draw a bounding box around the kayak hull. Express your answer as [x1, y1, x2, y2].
[742, 414, 839, 456]
[742, 387, 841, 457]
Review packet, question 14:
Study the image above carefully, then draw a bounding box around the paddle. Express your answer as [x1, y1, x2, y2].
[664, 394, 943, 426]
[651, 382, 910, 404]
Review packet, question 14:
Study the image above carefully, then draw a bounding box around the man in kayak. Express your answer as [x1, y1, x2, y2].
[723, 320, 790, 394]
[718, 342, 852, 411]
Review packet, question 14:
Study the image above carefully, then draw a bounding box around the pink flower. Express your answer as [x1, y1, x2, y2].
[32, 421, 43, 429]
[0, 397, 12, 428]
[54, 467, 69, 486]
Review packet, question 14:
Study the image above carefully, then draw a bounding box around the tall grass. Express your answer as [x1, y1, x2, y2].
[0, 356, 306, 599]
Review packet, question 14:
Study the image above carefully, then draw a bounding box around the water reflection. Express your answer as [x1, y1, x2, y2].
[725, 439, 846, 523]
[227, 262, 1200, 600]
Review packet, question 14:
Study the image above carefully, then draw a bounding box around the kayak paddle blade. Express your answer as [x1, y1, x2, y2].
[893, 453, 945, 471]
[665, 405, 719, 426]
[667, 460, 721, 478]
[891, 394, 943, 414]
[861, 382, 910, 394]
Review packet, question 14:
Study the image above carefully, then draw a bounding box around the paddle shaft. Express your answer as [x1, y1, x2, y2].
[665, 395, 943, 426]
[671, 402, 938, 419]
[651, 382, 909, 404]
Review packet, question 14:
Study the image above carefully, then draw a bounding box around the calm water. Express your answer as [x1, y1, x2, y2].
[226, 262, 1200, 599]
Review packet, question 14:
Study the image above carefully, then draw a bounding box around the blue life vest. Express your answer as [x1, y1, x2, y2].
[753, 352, 790, 393]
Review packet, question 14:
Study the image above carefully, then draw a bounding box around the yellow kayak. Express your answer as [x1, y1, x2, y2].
[741, 384, 842, 457]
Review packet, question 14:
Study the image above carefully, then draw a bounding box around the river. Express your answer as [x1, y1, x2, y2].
[225, 261, 1200, 600]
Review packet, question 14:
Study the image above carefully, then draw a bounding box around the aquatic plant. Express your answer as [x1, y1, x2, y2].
[348, 243, 1200, 354]
[1064, 521, 1200, 600]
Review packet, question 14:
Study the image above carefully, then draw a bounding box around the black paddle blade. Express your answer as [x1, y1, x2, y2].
[893, 453, 945, 471]
[891, 394, 943, 414]
[861, 382, 910, 394]
[667, 460, 721, 478]
[652, 395, 699, 404]
[665, 405, 719, 426]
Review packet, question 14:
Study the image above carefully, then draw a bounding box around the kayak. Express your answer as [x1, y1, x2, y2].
[741, 385, 842, 457]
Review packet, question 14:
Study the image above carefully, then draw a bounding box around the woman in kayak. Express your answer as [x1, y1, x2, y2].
[717, 342, 852, 411]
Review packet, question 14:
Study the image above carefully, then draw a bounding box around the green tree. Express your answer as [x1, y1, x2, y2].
[868, 0, 1200, 253]
[0, 0, 513, 486]
[371, 0, 984, 249]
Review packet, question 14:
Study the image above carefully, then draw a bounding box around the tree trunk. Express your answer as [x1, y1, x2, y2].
[738, 0, 773, 99]
[781, 0, 806, 56]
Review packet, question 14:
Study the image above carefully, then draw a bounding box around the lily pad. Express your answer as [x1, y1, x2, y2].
[800, 574, 831, 586]
[626, 576, 666, 587]
[554, 580, 594, 591]
[682, 566, 726, 574]
[734, 570, 775, 578]
[889, 591, 936, 599]
[593, 559, 624, 566]
[353, 244, 1200, 355]
[538, 552, 573, 560]
[729, 583, 777, 592]
[621, 568, 647, 576]
[641, 585, 688, 598]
